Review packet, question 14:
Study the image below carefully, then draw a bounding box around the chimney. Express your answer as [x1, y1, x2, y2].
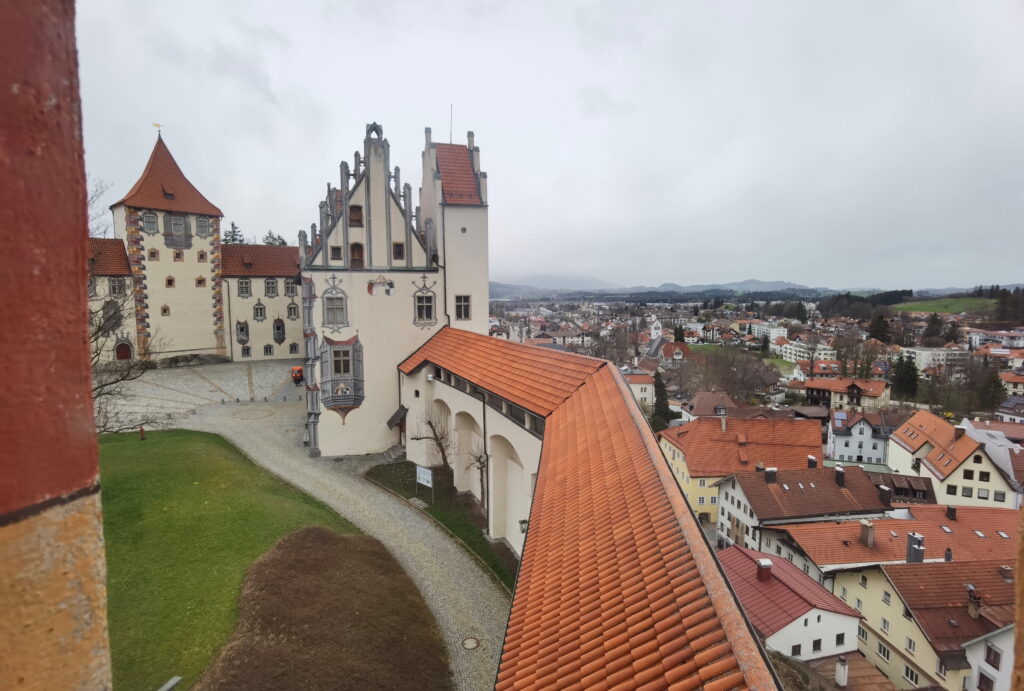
[878, 484, 892, 505]
[998, 565, 1012, 582]
[859, 519, 875, 548]
[756, 558, 773, 582]
[835, 656, 849, 688]
[720, 415, 727, 432]
[946, 505, 957, 521]
[906, 532, 925, 563]
[967, 586, 982, 619]
[765, 467, 778, 484]
[945, 547, 953, 562]
[835, 465, 846, 487]
[807, 455, 818, 469]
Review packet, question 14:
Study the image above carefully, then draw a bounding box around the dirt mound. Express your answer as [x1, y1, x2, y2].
[193, 527, 453, 690]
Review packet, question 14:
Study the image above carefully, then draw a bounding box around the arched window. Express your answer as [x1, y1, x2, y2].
[253, 300, 266, 322]
[273, 318, 286, 344]
[350, 243, 364, 269]
[115, 342, 133, 360]
[165, 276, 175, 288]
[287, 302, 299, 320]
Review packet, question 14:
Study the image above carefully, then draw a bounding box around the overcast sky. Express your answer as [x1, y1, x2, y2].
[78, 1, 1024, 290]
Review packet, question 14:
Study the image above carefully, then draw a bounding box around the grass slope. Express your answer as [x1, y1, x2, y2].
[100, 430, 357, 690]
[892, 297, 996, 314]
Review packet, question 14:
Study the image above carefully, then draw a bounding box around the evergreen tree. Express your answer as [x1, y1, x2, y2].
[921, 313, 943, 345]
[760, 334, 769, 353]
[674, 325, 684, 342]
[692, 305, 700, 317]
[262, 230, 288, 246]
[795, 302, 808, 324]
[653, 371, 672, 423]
[891, 354, 919, 400]
[867, 314, 891, 343]
[222, 221, 245, 244]
[942, 322, 960, 344]
[976, 370, 1007, 410]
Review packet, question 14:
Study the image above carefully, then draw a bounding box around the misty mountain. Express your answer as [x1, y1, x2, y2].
[503, 275, 624, 291]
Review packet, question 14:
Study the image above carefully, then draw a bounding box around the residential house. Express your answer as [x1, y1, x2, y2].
[900, 346, 969, 372]
[998, 369, 1024, 396]
[827, 410, 910, 465]
[716, 465, 892, 551]
[887, 411, 1021, 509]
[804, 378, 891, 412]
[87, 238, 138, 362]
[995, 396, 1024, 423]
[779, 338, 837, 364]
[624, 372, 654, 414]
[718, 546, 862, 662]
[657, 417, 822, 523]
[221, 245, 301, 360]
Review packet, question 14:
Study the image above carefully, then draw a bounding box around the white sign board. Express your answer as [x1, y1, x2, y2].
[416, 465, 433, 488]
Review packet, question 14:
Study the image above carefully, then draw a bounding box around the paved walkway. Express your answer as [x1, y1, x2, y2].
[180, 398, 511, 691]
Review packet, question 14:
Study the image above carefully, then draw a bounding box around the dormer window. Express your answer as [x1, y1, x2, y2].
[349, 205, 363, 227]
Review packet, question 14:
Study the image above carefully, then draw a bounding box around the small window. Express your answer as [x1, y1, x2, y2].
[978, 672, 994, 691]
[171, 216, 184, 233]
[840, 586, 848, 600]
[984, 643, 1001, 670]
[287, 303, 299, 320]
[812, 639, 821, 653]
[876, 642, 890, 661]
[330, 246, 342, 260]
[455, 295, 471, 320]
[160, 305, 170, 316]
[698, 496, 705, 505]
[836, 632, 845, 646]
[196, 277, 206, 288]
[289, 343, 299, 354]
[881, 618, 890, 633]
[88, 277, 97, 297]
[273, 318, 285, 343]
[108, 277, 126, 297]
[962, 486, 973, 498]
[284, 280, 297, 297]
[142, 212, 158, 234]
[791, 644, 801, 657]
[173, 250, 184, 261]
[963, 470, 974, 480]
[253, 302, 266, 321]
[883, 591, 891, 605]
[994, 491, 1006, 502]
[978, 488, 990, 500]
[265, 278, 278, 297]
[349, 205, 363, 227]
[946, 484, 958, 496]
[264, 344, 273, 356]
[973, 454, 983, 463]
[710, 496, 717, 505]
[415, 294, 435, 323]
[165, 276, 175, 288]
[196, 217, 210, 236]
[855, 598, 862, 611]
[238, 278, 251, 298]
[241, 345, 251, 357]
[197, 250, 207, 262]
[148, 248, 159, 261]
[902, 666, 918, 685]
[979, 471, 990, 482]
[392, 242, 405, 261]
[936, 660, 946, 678]
[857, 626, 868, 641]
[332, 349, 352, 376]
[859, 574, 868, 588]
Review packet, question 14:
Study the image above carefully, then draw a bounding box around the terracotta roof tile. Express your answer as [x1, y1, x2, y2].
[804, 377, 887, 397]
[496, 363, 776, 689]
[658, 417, 823, 477]
[891, 410, 981, 479]
[434, 143, 482, 206]
[775, 504, 1019, 569]
[719, 546, 860, 637]
[221, 244, 299, 277]
[87, 238, 130, 276]
[113, 135, 222, 216]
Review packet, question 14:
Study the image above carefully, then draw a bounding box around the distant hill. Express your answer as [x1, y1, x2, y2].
[507, 275, 624, 291]
[624, 279, 830, 294]
[491, 277, 835, 299]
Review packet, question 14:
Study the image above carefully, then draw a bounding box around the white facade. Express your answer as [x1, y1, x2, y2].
[962, 625, 1014, 691]
[222, 276, 302, 360]
[767, 608, 860, 662]
[301, 125, 489, 458]
[900, 346, 969, 371]
[828, 418, 888, 464]
[780, 340, 837, 364]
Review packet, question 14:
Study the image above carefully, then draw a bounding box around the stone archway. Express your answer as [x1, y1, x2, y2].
[114, 342, 132, 360]
[488, 434, 529, 555]
[453, 411, 483, 499]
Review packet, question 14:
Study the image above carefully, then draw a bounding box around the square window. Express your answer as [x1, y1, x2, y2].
[836, 632, 845, 646]
[108, 277, 126, 297]
[332, 349, 352, 376]
[791, 644, 801, 657]
[963, 469, 974, 480]
[173, 250, 184, 261]
[241, 345, 251, 357]
[697, 496, 705, 505]
[812, 639, 821, 652]
[197, 251, 207, 262]
[979, 471, 990, 482]
[289, 343, 299, 354]
[160, 305, 170, 316]
[148, 249, 159, 260]
[331, 246, 342, 260]
[994, 491, 1006, 502]
[455, 295, 471, 320]
[978, 488, 990, 500]
[946, 485, 958, 496]
[263, 344, 273, 356]
[196, 277, 206, 288]
[962, 486, 973, 498]
[392, 242, 405, 261]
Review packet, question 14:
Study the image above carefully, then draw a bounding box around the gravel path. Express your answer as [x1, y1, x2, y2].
[179, 398, 511, 691]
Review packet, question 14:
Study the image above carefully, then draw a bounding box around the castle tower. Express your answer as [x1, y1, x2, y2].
[109, 135, 225, 358]
[300, 123, 489, 457]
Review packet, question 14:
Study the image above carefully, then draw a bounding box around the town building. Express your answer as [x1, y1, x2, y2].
[995, 396, 1024, 423]
[900, 345, 969, 372]
[657, 417, 822, 523]
[804, 377, 891, 412]
[887, 411, 1022, 509]
[221, 245, 301, 360]
[827, 410, 910, 465]
[87, 238, 138, 361]
[716, 465, 892, 551]
[718, 546, 861, 662]
[623, 372, 654, 414]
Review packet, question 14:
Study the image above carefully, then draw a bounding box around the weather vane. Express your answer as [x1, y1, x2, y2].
[152, 122, 163, 134]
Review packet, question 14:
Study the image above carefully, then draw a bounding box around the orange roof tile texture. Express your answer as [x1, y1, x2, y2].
[114, 135, 223, 216]
[434, 143, 483, 206]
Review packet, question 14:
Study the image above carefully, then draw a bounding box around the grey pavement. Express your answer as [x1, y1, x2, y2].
[177, 393, 511, 691]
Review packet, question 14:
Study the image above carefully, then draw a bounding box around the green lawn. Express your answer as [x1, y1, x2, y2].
[365, 461, 516, 589]
[892, 297, 996, 314]
[100, 430, 357, 690]
[762, 357, 793, 375]
[688, 343, 721, 354]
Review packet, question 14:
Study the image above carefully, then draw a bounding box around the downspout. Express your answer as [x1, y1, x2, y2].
[226, 278, 234, 361]
[397, 370, 403, 447]
[481, 394, 489, 523]
[440, 205, 451, 326]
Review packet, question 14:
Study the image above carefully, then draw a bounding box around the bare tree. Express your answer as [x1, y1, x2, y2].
[87, 175, 113, 238]
[466, 443, 488, 511]
[682, 347, 779, 401]
[410, 409, 454, 471]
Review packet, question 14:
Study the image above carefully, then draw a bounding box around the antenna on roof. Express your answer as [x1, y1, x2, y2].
[449, 103, 453, 143]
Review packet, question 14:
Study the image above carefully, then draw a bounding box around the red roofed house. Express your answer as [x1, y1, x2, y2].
[109, 133, 226, 359]
[804, 377, 891, 412]
[719, 546, 861, 661]
[87, 238, 137, 361]
[623, 371, 654, 413]
[657, 416, 823, 523]
[220, 244, 300, 360]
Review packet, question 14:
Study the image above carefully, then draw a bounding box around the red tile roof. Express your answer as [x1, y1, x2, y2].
[804, 377, 887, 397]
[624, 373, 654, 385]
[434, 143, 482, 206]
[719, 547, 860, 637]
[221, 245, 299, 277]
[662, 341, 692, 359]
[87, 238, 130, 276]
[113, 135, 222, 216]
[882, 560, 1015, 656]
[891, 410, 981, 480]
[774, 504, 1019, 570]
[688, 391, 738, 417]
[659, 417, 823, 477]
[733, 466, 889, 522]
[402, 329, 776, 688]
